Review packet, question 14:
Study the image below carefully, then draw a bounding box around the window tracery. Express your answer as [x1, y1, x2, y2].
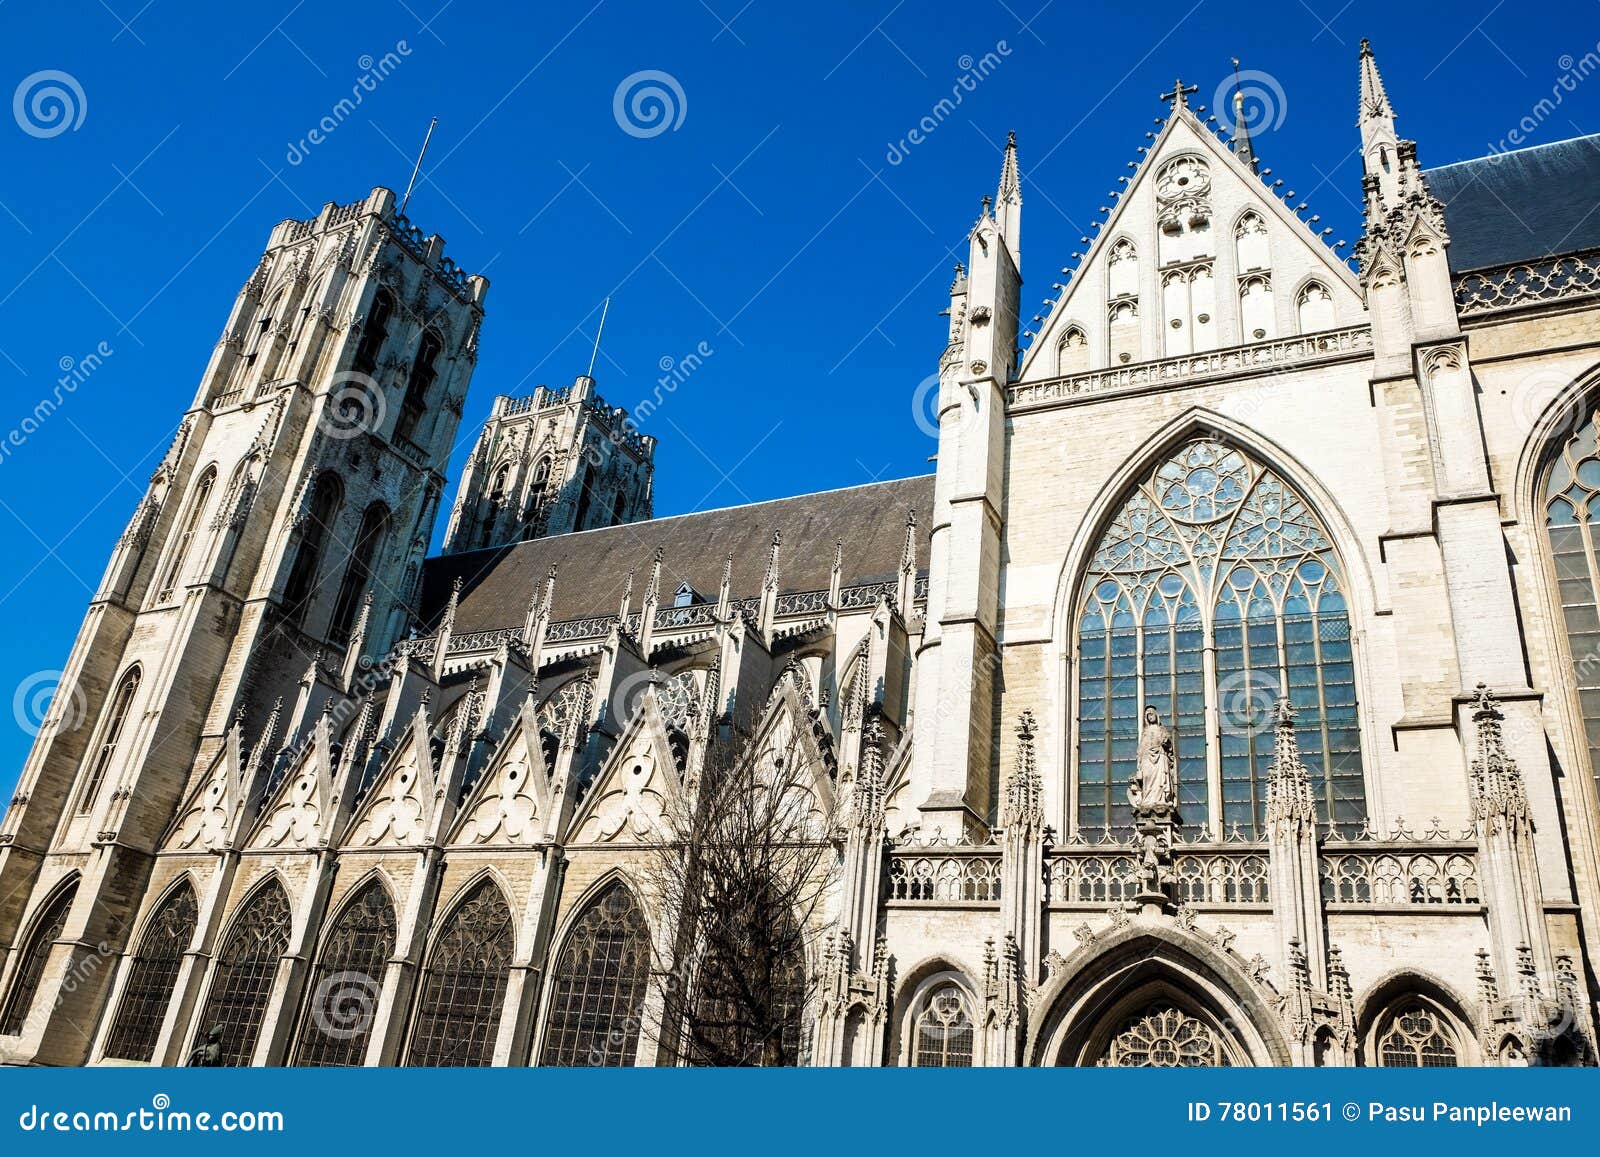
[193, 879, 291, 1066]
[405, 879, 513, 1067]
[539, 881, 651, 1066]
[910, 982, 974, 1067]
[104, 882, 197, 1061]
[1095, 1002, 1232, 1067]
[1374, 1000, 1460, 1067]
[1076, 437, 1364, 837]
[293, 879, 396, 1066]
[1542, 408, 1600, 802]
[0, 882, 77, 1036]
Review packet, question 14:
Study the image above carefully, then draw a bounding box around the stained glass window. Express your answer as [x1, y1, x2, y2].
[910, 983, 974, 1067]
[1543, 409, 1600, 802]
[1077, 438, 1365, 838]
[538, 881, 651, 1066]
[405, 879, 513, 1067]
[292, 880, 396, 1067]
[0, 881, 77, 1036]
[1375, 1001, 1459, 1067]
[104, 882, 198, 1061]
[1097, 1002, 1232, 1067]
[193, 879, 291, 1066]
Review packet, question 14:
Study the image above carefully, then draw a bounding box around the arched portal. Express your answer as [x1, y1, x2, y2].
[1027, 927, 1290, 1067]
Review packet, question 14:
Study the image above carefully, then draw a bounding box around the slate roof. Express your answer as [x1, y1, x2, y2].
[419, 474, 935, 634]
[1426, 134, 1600, 272]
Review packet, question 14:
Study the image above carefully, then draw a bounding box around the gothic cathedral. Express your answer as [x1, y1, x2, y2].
[4, 41, 1600, 1068]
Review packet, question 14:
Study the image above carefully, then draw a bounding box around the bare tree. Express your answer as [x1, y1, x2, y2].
[649, 724, 839, 1066]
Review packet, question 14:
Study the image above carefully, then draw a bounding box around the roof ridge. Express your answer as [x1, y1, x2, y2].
[1426, 131, 1600, 172]
[444, 472, 936, 557]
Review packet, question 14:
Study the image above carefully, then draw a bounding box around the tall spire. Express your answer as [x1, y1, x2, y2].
[1357, 37, 1400, 207]
[995, 130, 1021, 265]
[1358, 37, 1394, 121]
[1228, 59, 1259, 174]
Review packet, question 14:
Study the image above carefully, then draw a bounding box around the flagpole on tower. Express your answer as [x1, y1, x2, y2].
[400, 116, 438, 216]
[588, 297, 611, 378]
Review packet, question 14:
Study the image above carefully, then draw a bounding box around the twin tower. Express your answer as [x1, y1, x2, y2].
[0, 186, 646, 1061]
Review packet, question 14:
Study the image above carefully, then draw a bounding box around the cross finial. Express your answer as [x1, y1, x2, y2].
[1160, 78, 1198, 108]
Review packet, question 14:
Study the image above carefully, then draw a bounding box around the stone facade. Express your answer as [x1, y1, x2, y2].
[3, 41, 1600, 1068]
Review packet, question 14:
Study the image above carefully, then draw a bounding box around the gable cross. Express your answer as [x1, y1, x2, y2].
[1160, 78, 1199, 109]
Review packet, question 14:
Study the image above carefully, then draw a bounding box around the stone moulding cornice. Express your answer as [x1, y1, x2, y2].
[1007, 324, 1374, 414]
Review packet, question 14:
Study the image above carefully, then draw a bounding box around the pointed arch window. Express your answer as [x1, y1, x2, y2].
[192, 879, 291, 1066]
[1075, 437, 1364, 838]
[293, 879, 396, 1066]
[1239, 274, 1275, 342]
[1107, 238, 1139, 298]
[1297, 281, 1335, 333]
[406, 878, 513, 1067]
[573, 465, 596, 533]
[1373, 999, 1460, 1067]
[1235, 212, 1270, 273]
[0, 881, 77, 1036]
[527, 457, 551, 512]
[156, 467, 216, 603]
[479, 464, 511, 548]
[328, 503, 389, 647]
[1057, 327, 1089, 375]
[394, 330, 442, 445]
[910, 982, 974, 1067]
[539, 881, 652, 1066]
[1541, 410, 1600, 802]
[282, 472, 343, 626]
[104, 882, 198, 1061]
[687, 908, 806, 1067]
[77, 666, 142, 814]
[351, 290, 394, 379]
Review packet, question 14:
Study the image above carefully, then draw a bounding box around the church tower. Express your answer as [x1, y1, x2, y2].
[441, 374, 655, 553]
[0, 188, 486, 1064]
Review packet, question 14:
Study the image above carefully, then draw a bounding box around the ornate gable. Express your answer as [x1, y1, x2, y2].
[248, 715, 336, 850]
[566, 688, 682, 845]
[450, 699, 553, 846]
[344, 709, 437, 848]
[1017, 95, 1362, 383]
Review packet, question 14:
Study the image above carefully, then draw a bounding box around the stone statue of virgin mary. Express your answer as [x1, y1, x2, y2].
[1129, 705, 1178, 815]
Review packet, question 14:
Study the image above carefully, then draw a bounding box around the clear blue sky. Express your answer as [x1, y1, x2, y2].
[1, 0, 1597, 792]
